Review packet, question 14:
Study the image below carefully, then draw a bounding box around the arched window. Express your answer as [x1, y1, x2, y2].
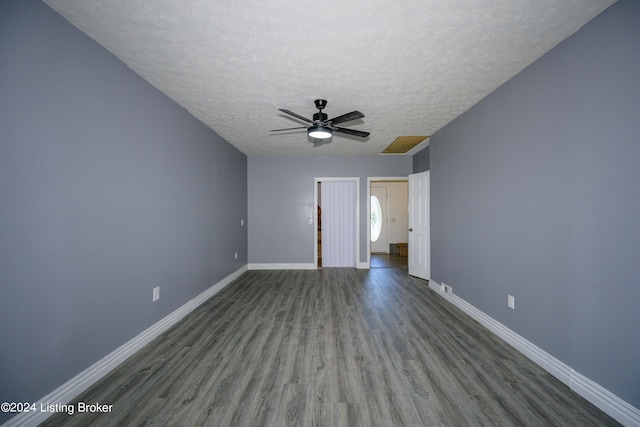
[371, 195, 382, 242]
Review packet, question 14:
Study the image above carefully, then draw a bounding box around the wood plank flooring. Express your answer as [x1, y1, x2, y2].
[370, 253, 408, 268]
[41, 269, 619, 426]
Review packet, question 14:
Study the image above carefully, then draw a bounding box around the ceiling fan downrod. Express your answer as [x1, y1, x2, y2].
[313, 99, 328, 124]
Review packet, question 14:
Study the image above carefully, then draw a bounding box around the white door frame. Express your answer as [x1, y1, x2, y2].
[366, 176, 408, 268]
[314, 177, 360, 269]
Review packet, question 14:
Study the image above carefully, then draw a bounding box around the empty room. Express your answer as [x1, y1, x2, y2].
[1, 0, 639, 426]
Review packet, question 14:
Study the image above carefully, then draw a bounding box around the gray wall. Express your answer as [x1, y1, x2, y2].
[412, 145, 430, 173]
[0, 1, 247, 422]
[248, 156, 413, 264]
[429, 0, 639, 408]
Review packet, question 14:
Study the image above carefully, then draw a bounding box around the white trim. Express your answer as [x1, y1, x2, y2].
[428, 281, 442, 293]
[248, 263, 366, 270]
[570, 370, 640, 427]
[248, 263, 315, 270]
[429, 281, 640, 427]
[356, 262, 370, 269]
[2, 265, 247, 427]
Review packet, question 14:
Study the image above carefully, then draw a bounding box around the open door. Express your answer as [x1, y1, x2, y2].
[408, 171, 430, 280]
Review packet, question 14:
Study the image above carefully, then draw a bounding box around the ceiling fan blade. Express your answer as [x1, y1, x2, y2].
[334, 127, 370, 138]
[270, 126, 307, 131]
[327, 110, 364, 125]
[278, 109, 313, 124]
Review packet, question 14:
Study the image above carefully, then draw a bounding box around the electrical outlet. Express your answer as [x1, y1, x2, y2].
[441, 283, 452, 294]
[234, 252, 238, 259]
[153, 286, 160, 302]
[241, 219, 244, 226]
[508, 295, 515, 309]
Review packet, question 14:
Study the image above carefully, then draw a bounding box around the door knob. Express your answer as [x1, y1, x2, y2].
[409, 228, 413, 232]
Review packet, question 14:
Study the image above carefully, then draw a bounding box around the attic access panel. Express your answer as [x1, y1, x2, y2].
[382, 136, 429, 154]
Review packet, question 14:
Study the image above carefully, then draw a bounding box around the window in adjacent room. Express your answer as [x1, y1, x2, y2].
[371, 195, 382, 242]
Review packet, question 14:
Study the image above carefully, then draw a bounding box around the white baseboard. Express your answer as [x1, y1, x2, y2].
[248, 262, 370, 270]
[248, 263, 315, 270]
[429, 281, 640, 427]
[428, 280, 442, 293]
[2, 265, 248, 427]
[570, 369, 640, 427]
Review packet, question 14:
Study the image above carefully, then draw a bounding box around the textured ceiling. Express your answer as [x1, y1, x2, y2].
[43, 0, 614, 156]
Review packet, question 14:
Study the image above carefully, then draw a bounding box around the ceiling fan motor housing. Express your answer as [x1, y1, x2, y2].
[313, 112, 328, 123]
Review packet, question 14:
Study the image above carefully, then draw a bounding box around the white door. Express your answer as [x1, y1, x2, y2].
[370, 185, 389, 253]
[408, 171, 430, 280]
[321, 180, 357, 267]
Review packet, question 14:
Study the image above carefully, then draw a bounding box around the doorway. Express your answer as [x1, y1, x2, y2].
[367, 177, 408, 268]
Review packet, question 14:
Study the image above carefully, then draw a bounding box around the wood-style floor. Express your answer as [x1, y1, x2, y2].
[370, 253, 408, 268]
[42, 268, 619, 426]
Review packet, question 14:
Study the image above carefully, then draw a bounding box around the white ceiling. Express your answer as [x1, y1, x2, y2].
[43, 0, 614, 156]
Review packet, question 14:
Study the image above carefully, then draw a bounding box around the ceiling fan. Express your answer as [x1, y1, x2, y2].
[270, 99, 370, 140]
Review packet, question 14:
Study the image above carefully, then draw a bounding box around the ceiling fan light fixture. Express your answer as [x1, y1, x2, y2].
[308, 125, 333, 139]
